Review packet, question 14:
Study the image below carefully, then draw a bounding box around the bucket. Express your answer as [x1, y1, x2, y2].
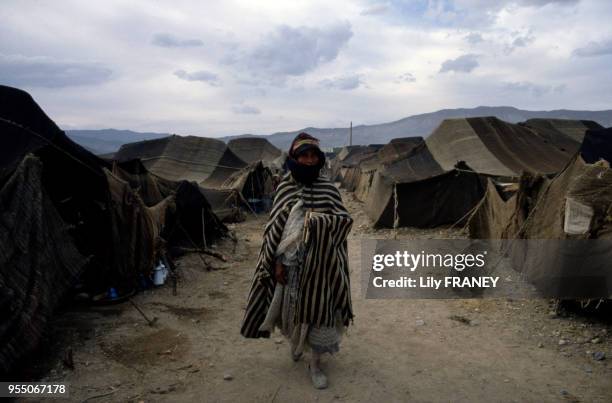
[152, 262, 168, 286]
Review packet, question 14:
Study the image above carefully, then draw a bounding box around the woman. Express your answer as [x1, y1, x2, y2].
[241, 132, 353, 389]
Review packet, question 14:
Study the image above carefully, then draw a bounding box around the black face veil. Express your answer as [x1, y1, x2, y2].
[286, 151, 326, 185]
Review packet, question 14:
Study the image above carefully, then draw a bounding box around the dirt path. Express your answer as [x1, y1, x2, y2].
[30, 191, 611, 402]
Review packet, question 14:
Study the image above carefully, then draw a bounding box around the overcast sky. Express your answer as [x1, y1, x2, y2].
[1, 0, 611, 136]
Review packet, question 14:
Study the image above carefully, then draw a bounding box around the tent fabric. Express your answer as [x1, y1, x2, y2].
[579, 128, 612, 164]
[347, 137, 426, 201]
[365, 164, 484, 228]
[0, 155, 86, 372]
[426, 117, 580, 177]
[363, 141, 484, 228]
[115, 135, 247, 185]
[468, 179, 517, 239]
[466, 130, 612, 297]
[520, 118, 603, 144]
[114, 135, 267, 220]
[505, 156, 612, 297]
[163, 180, 228, 249]
[220, 161, 275, 200]
[112, 159, 167, 206]
[267, 151, 288, 173]
[111, 159, 228, 245]
[0, 86, 227, 372]
[375, 137, 425, 166]
[227, 137, 282, 164]
[103, 169, 160, 286]
[331, 145, 383, 181]
[200, 187, 247, 222]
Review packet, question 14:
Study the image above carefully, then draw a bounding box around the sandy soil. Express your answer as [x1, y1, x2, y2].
[22, 190, 612, 403]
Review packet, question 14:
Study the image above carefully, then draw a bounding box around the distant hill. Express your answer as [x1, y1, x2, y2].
[65, 106, 612, 154]
[222, 106, 612, 149]
[66, 129, 169, 155]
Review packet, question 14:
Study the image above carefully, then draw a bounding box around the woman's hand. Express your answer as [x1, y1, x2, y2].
[275, 261, 286, 285]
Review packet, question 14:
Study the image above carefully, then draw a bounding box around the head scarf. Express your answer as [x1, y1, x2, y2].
[287, 132, 326, 185]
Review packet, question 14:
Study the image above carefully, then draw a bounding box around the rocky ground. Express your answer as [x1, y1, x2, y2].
[18, 190, 612, 402]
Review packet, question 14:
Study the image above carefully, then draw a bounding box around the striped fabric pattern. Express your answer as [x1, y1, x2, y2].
[240, 173, 353, 338]
[298, 212, 353, 327]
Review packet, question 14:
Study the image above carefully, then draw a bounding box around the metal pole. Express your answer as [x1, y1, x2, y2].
[349, 121, 353, 146]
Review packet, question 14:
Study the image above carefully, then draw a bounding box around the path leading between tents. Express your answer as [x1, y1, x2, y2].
[38, 192, 611, 402]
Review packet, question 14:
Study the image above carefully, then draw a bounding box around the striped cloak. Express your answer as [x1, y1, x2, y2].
[240, 173, 353, 338]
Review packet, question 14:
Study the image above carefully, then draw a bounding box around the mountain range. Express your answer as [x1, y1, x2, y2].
[66, 129, 169, 155]
[66, 106, 612, 155]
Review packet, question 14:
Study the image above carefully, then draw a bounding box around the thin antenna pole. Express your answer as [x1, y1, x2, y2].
[349, 121, 353, 146]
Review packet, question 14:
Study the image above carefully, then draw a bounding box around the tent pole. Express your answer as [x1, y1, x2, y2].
[201, 208, 208, 249]
[393, 184, 398, 240]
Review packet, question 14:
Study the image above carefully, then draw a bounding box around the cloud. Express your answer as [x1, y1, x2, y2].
[573, 39, 612, 57]
[152, 33, 203, 48]
[395, 0, 580, 29]
[504, 81, 566, 97]
[361, 4, 389, 15]
[229, 22, 353, 78]
[0, 54, 112, 88]
[465, 32, 484, 44]
[439, 54, 479, 73]
[504, 32, 535, 53]
[395, 72, 416, 83]
[232, 104, 261, 114]
[174, 69, 220, 86]
[516, 0, 579, 6]
[319, 75, 364, 90]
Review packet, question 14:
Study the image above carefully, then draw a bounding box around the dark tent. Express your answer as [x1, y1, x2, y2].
[520, 118, 603, 144]
[0, 86, 157, 373]
[227, 137, 282, 164]
[0, 155, 85, 372]
[221, 161, 274, 200]
[579, 127, 612, 164]
[115, 135, 247, 186]
[467, 130, 612, 298]
[330, 145, 383, 182]
[163, 180, 227, 249]
[0, 86, 149, 294]
[468, 179, 518, 240]
[0, 86, 225, 372]
[469, 129, 612, 240]
[376, 137, 425, 165]
[364, 142, 484, 228]
[427, 117, 580, 177]
[352, 137, 425, 201]
[200, 187, 248, 223]
[112, 159, 227, 246]
[115, 135, 274, 218]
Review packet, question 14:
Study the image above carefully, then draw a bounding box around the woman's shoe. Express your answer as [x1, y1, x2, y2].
[291, 351, 303, 362]
[308, 364, 328, 389]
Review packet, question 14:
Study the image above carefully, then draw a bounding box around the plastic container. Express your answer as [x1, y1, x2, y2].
[152, 262, 168, 286]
